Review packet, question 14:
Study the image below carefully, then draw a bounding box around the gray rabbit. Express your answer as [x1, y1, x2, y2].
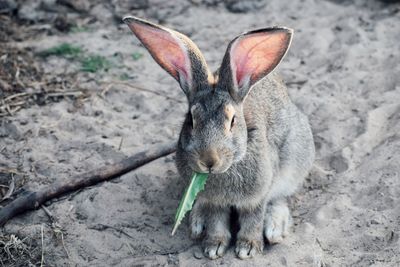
[124, 16, 315, 259]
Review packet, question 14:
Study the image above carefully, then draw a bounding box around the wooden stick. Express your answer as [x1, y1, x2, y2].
[0, 142, 177, 226]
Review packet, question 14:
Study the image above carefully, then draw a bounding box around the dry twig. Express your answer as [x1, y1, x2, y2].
[1, 174, 15, 201]
[102, 81, 184, 103]
[41, 205, 71, 262]
[0, 90, 86, 117]
[0, 142, 176, 226]
[40, 224, 44, 267]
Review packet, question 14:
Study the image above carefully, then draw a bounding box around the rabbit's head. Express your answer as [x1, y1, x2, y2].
[124, 17, 292, 174]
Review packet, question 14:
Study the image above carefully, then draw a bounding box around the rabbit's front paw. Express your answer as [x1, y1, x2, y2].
[190, 203, 231, 259]
[189, 215, 205, 239]
[235, 238, 263, 259]
[203, 237, 229, 260]
[264, 200, 291, 244]
[189, 200, 209, 239]
[202, 213, 231, 259]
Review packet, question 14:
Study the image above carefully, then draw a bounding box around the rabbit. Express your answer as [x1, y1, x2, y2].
[123, 16, 315, 260]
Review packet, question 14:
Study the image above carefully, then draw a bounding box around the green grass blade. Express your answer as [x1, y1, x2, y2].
[80, 55, 111, 73]
[37, 43, 82, 58]
[171, 172, 208, 236]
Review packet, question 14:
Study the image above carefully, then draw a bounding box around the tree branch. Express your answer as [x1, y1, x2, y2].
[0, 142, 177, 226]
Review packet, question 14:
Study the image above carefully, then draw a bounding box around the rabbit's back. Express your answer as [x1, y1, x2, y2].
[244, 72, 315, 201]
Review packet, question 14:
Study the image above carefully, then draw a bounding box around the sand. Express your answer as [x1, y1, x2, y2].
[0, 0, 399, 266]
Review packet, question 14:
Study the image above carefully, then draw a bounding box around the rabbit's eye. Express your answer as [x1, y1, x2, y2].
[230, 115, 236, 130]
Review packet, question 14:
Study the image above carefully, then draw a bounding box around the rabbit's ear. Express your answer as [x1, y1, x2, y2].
[220, 27, 293, 102]
[123, 16, 210, 99]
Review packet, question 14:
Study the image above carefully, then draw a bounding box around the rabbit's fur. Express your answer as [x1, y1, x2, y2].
[124, 16, 315, 259]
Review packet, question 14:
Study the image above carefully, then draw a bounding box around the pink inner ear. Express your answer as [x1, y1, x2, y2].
[129, 23, 190, 82]
[231, 31, 289, 87]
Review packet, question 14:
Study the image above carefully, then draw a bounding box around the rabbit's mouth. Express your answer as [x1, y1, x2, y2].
[192, 157, 233, 174]
[198, 168, 230, 174]
[194, 165, 231, 174]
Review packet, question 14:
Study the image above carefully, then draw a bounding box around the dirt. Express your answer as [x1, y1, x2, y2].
[0, 0, 399, 266]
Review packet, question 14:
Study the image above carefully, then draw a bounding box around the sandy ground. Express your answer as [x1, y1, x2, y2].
[1, 0, 400, 266]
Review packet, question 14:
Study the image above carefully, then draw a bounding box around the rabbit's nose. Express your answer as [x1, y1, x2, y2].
[199, 149, 220, 172]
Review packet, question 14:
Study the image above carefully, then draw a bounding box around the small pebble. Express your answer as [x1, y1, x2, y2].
[370, 219, 379, 225]
[19, 119, 29, 125]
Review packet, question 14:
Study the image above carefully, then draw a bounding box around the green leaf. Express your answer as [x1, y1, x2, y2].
[171, 172, 208, 236]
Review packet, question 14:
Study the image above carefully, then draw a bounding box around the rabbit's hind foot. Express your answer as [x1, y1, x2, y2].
[264, 199, 292, 244]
